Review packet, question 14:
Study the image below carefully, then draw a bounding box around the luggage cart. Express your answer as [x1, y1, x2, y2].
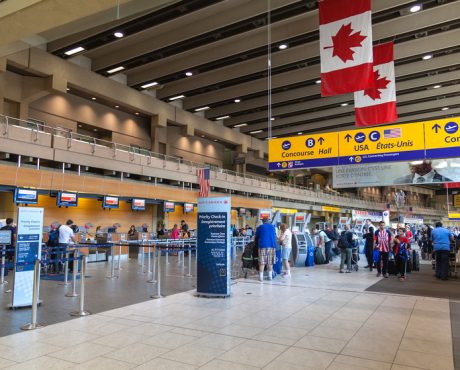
[449, 240, 458, 278]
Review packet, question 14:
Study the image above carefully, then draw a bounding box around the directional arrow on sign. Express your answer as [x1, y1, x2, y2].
[318, 137, 325, 145]
[349, 157, 354, 163]
[277, 163, 281, 167]
[345, 134, 352, 143]
[432, 124, 441, 133]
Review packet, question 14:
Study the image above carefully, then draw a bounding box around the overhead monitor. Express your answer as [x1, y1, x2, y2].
[294, 212, 306, 223]
[14, 188, 38, 204]
[239, 208, 246, 216]
[103, 196, 119, 209]
[57, 192, 78, 207]
[132, 198, 145, 211]
[184, 203, 194, 213]
[258, 209, 272, 220]
[164, 201, 175, 212]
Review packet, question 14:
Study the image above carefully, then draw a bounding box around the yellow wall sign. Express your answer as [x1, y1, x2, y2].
[453, 194, 460, 208]
[448, 213, 460, 220]
[268, 132, 339, 170]
[322, 206, 340, 213]
[424, 117, 460, 159]
[272, 207, 298, 215]
[337, 123, 425, 165]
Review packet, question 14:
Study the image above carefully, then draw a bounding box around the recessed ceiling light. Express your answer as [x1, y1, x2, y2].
[233, 123, 247, 128]
[213, 139, 218, 142]
[270, 117, 275, 121]
[410, 4, 422, 12]
[91, 97, 96, 100]
[195, 106, 210, 112]
[93, 128, 98, 132]
[107, 66, 125, 74]
[234, 99, 241, 103]
[297, 132, 303, 135]
[115, 105, 119, 108]
[278, 44, 288, 50]
[422, 54, 432, 60]
[169, 95, 185, 101]
[433, 85, 442, 89]
[141, 81, 158, 89]
[201, 135, 205, 138]
[215, 115, 230, 120]
[135, 112, 139, 115]
[442, 107, 449, 111]
[78, 124, 82, 128]
[315, 80, 321, 84]
[66, 88, 70, 91]
[114, 31, 124, 38]
[250, 130, 263, 134]
[64, 46, 85, 56]
[341, 103, 349, 107]
[185, 71, 193, 77]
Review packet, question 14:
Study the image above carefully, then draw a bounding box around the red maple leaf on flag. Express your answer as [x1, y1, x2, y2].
[363, 70, 390, 100]
[324, 23, 367, 63]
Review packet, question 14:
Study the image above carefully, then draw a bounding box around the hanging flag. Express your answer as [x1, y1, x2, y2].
[354, 42, 398, 126]
[197, 168, 210, 197]
[319, 0, 374, 96]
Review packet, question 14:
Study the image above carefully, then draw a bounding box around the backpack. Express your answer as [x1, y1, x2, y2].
[242, 241, 258, 269]
[47, 226, 60, 247]
[397, 242, 409, 261]
[338, 231, 351, 249]
[314, 247, 325, 265]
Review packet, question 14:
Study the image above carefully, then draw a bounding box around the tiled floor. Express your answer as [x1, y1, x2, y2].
[0, 258, 455, 369]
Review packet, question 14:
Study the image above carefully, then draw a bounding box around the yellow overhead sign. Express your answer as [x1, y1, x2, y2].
[268, 132, 339, 170]
[448, 213, 460, 220]
[338, 123, 425, 165]
[424, 117, 460, 159]
[453, 194, 460, 208]
[322, 206, 340, 213]
[272, 207, 298, 214]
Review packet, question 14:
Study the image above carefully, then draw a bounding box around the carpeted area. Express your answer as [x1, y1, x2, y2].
[365, 264, 460, 300]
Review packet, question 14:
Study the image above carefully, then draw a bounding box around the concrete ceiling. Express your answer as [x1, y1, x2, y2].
[8, 0, 460, 140]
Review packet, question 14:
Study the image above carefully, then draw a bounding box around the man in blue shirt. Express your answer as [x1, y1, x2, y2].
[255, 217, 277, 282]
[431, 222, 454, 280]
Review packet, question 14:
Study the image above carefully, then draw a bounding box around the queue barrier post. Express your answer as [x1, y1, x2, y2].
[21, 259, 45, 330]
[147, 242, 156, 283]
[0, 245, 7, 286]
[65, 250, 78, 297]
[116, 241, 123, 271]
[70, 255, 91, 317]
[59, 248, 71, 286]
[146, 241, 151, 278]
[185, 242, 193, 278]
[165, 240, 169, 265]
[151, 246, 163, 299]
[106, 244, 118, 279]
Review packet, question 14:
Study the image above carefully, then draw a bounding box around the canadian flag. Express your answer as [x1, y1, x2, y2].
[354, 42, 398, 126]
[319, 0, 374, 96]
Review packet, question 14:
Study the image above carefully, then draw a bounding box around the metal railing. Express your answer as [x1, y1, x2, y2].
[0, 114, 445, 214]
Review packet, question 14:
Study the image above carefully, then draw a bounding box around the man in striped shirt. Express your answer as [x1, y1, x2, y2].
[374, 221, 392, 278]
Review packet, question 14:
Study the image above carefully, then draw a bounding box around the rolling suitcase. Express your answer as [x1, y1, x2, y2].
[412, 250, 420, 271]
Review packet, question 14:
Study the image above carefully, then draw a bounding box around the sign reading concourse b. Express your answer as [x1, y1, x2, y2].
[338, 123, 425, 165]
[424, 117, 460, 159]
[268, 132, 339, 170]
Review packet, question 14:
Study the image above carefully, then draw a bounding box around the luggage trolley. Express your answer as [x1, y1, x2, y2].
[449, 239, 458, 278]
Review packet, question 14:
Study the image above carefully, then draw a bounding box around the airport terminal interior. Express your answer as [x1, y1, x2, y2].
[1, 0, 460, 369]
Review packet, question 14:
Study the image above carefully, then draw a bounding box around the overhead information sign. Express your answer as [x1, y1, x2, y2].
[322, 206, 340, 213]
[424, 117, 460, 159]
[268, 132, 339, 170]
[338, 123, 425, 165]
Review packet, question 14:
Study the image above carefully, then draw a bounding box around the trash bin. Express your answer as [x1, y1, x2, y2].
[306, 246, 315, 267]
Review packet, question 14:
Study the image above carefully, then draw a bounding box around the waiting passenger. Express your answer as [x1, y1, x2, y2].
[278, 223, 292, 278]
[128, 225, 136, 237]
[0, 218, 16, 276]
[363, 226, 375, 272]
[374, 221, 392, 278]
[431, 222, 454, 281]
[339, 225, 353, 273]
[255, 217, 277, 282]
[318, 224, 333, 264]
[59, 219, 77, 273]
[171, 224, 180, 240]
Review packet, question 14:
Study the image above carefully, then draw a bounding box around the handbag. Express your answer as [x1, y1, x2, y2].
[373, 249, 380, 263]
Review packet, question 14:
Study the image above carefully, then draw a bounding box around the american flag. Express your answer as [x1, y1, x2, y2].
[197, 168, 210, 197]
[383, 128, 401, 139]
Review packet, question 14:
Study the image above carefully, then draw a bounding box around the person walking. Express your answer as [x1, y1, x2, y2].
[363, 226, 375, 271]
[255, 217, 277, 282]
[339, 225, 353, 273]
[374, 221, 392, 278]
[431, 221, 454, 280]
[319, 224, 333, 264]
[394, 228, 409, 281]
[278, 223, 292, 278]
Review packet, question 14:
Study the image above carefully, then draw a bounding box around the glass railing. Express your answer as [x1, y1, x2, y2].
[0, 114, 446, 214]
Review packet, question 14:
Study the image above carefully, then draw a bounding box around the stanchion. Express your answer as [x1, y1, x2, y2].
[65, 250, 78, 297]
[116, 241, 123, 271]
[21, 260, 45, 330]
[151, 246, 163, 299]
[140, 240, 145, 270]
[106, 244, 118, 279]
[165, 240, 169, 265]
[185, 242, 193, 278]
[147, 243, 156, 283]
[70, 255, 91, 316]
[0, 245, 8, 286]
[59, 248, 71, 286]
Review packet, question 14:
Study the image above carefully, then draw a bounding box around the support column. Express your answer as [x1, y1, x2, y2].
[19, 102, 28, 120]
[151, 115, 167, 153]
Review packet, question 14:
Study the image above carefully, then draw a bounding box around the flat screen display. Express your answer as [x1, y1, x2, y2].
[103, 196, 119, 209]
[239, 208, 246, 216]
[14, 188, 38, 204]
[258, 209, 272, 220]
[164, 201, 175, 212]
[294, 212, 306, 223]
[132, 198, 145, 211]
[184, 203, 194, 213]
[57, 192, 78, 207]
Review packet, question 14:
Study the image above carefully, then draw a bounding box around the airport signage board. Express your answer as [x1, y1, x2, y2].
[12, 207, 43, 308]
[424, 117, 460, 159]
[448, 213, 460, 220]
[403, 217, 424, 225]
[453, 193, 460, 208]
[268, 132, 339, 170]
[352, 210, 383, 222]
[322, 206, 340, 213]
[196, 197, 231, 297]
[272, 207, 297, 214]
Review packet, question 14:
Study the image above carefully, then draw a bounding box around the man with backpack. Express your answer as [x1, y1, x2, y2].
[338, 225, 353, 273]
[319, 224, 335, 264]
[374, 221, 392, 278]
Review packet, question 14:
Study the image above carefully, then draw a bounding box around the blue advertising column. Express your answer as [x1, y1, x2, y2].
[196, 197, 231, 297]
[12, 207, 44, 307]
